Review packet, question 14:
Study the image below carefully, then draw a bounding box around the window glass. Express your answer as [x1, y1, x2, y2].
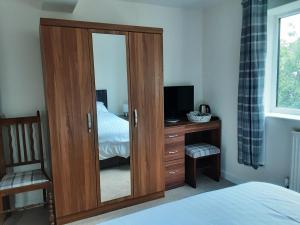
[277, 13, 300, 109]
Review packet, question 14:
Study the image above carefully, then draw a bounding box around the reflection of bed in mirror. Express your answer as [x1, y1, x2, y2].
[96, 90, 130, 169]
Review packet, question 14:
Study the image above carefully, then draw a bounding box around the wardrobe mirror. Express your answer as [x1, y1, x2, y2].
[92, 33, 131, 203]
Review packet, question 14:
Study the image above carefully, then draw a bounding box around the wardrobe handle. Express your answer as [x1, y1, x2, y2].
[134, 109, 138, 127]
[87, 112, 92, 133]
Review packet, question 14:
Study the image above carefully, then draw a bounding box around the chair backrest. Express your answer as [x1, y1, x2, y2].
[0, 111, 44, 175]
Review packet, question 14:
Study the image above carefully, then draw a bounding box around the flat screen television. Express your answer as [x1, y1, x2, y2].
[164, 86, 194, 121]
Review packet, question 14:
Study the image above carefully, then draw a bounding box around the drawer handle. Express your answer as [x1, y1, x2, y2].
[169, 171, 178, 175]
[168, 150, 178, 155]
[168, 134, 179, 138]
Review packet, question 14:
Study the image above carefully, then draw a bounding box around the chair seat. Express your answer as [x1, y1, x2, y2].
[185, 143, 220, 159]
[0, 170, 49, 191]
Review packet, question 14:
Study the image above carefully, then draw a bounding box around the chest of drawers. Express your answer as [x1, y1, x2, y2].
[164, 126, 185, 190]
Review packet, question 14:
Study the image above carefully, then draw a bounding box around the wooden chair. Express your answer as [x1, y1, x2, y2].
[0, 111, 55, 224]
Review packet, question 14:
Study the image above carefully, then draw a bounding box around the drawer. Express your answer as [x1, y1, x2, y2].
[164, 134, 184, 145]
[165, 159, 185, 190]
[165, 144, 184, 161]
[164, 126, 185, 145]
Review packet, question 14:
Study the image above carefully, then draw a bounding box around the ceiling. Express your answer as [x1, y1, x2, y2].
[117, 0, 226, 8]
[41, 0, 78, 12]
[39, 0, 225, 13]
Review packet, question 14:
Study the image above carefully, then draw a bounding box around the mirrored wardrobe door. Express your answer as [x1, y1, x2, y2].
[91, 32, 132, 203]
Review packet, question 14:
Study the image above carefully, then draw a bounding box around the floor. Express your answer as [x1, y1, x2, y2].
[4, 175, 233, 225]
[100, 165, 131, 202]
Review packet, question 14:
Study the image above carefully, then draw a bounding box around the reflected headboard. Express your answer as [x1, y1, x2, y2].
[96, 90, 108, 108]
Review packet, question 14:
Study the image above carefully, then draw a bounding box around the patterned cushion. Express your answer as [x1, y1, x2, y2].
[185, 143, 220, 159]
[0, 170, 49, 191]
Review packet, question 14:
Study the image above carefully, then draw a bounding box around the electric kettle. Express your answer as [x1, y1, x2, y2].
[199, 104, 211, 114]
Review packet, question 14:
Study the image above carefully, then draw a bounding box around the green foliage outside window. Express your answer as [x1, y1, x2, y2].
[277, 15, 300, 109]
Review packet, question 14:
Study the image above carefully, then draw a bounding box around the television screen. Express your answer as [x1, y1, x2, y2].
[164, 86, 194, 120]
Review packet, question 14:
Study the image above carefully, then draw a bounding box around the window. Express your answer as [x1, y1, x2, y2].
[277, 13, 300, 110]
[267, 5, 300, 117]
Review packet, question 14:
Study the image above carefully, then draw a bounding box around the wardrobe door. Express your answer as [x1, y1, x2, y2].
[129, 32, 165, 197]
[40, 26, 98, 217]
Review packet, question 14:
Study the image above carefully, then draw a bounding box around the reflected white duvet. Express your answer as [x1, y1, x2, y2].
[99, 182, 300, 225]
[97, 111, 129, 160]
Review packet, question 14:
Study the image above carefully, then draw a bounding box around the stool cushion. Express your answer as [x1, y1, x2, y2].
[185, 143, 220, 158]
[0, 169, 49, 191]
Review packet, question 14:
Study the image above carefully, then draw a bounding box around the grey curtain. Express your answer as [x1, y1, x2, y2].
[238, 0, 267, 169]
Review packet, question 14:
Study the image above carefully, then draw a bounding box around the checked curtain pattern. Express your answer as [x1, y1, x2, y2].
[238, 0, 267, 169]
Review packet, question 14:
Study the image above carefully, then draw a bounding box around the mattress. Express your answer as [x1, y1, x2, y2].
[97, 111, 130, 160]
[99, 182, 300, 225]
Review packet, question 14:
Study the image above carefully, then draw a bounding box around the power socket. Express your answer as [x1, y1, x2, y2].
[284, 177, 290, 189]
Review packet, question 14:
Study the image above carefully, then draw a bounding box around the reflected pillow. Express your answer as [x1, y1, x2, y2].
[97, 101, 108, 113]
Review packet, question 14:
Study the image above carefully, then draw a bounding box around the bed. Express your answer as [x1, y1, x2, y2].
[99, 182, 300, 225]
[96, 90, 130, 162]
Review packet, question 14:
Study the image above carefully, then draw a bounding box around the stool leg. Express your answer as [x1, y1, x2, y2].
[210, 154, 220, 182]
[185, 156, 197, 188]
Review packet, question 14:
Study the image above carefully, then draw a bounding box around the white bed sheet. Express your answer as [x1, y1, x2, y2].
[99, 182, 300, 225]
[97, 111, 129, 160]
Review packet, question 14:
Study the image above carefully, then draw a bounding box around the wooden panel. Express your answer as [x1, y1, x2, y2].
[164, 125, 185, 136]
[40, 26, 97, 217]
[40, 18, 163, 34]
[129, 32, 164, 197]
[184, 120, 220, 134]
[165, 159, 185, 190]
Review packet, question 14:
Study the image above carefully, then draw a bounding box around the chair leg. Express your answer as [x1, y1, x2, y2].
[0, 195, 4, 225]
[43, 189, 47, 207]
[48, 190, 55, 225]
[185, 156, 197, 188]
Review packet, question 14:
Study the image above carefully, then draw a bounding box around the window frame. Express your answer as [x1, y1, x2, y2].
[269, 9, 300, 116]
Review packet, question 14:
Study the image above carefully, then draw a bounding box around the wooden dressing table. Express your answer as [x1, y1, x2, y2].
[164, 118, 221, 190]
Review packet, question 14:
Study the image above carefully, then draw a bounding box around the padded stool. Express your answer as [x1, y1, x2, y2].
[185, 143, 221, 188]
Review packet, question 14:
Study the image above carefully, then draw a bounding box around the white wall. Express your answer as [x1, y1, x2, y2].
[203, 0, 300, 186]
[92, 33, 128, 115]
[0, 0, 204, 206]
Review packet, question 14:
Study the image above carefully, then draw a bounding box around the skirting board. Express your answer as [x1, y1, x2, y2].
[221, 170, 287, 187]
[221, 170, 246, 185]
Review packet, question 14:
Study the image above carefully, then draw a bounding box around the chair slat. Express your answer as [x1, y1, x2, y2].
[8, 126, 14, 165]
[38, 121, 43, 166]
[22, 124, 28, 162]
[30, 123, 35, 161]
[16, 124, 22, 163]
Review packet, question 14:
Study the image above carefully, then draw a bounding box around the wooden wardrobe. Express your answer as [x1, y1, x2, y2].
[40, 18, 164, 224]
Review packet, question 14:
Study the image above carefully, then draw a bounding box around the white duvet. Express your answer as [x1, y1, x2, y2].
[97, 110, 130, 160]
[99, 182, 300, 225]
